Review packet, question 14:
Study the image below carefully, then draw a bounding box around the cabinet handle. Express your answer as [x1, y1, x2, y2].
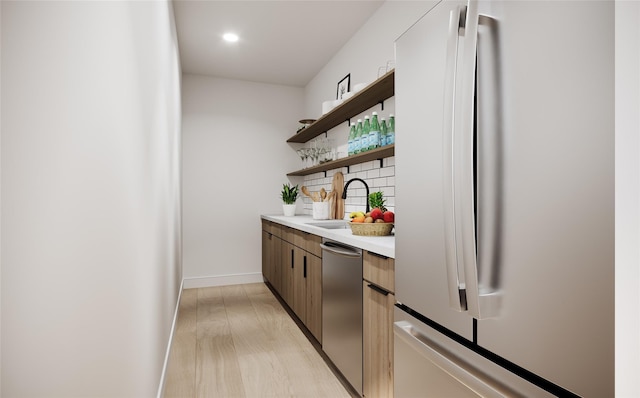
[368, 283, 389, 296]
[303, 255, 307, 278]
[367, 251, 389, 260]
[291, 249, 294, 268]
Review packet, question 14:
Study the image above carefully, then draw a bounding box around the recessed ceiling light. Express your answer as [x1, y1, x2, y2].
[223, 32, 239, 43]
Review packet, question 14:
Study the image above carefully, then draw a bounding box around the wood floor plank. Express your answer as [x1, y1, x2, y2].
[221, 284, 295, 397]
[163, 283, 351, 398]
[245, 284, 351, 398]
[195, 286, 247, 398]
[164, 288, 197, 398]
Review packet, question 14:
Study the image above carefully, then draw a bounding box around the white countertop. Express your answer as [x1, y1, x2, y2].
[261, 215, 395, 258]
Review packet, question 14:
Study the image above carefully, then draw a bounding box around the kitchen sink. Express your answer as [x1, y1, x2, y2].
[305, 220, 349, 229]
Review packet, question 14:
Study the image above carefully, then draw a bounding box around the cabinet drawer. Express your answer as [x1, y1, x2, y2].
[305, 233, 322, 258]
[271, 223, 282, 238]
[293, 229, 306, 249]
[282, 226, 295, 243]
[363, 251, 395, 293]
[262, 220, 272, 233]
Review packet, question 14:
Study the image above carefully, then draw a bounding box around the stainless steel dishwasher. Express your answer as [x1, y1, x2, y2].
[321, 239, 363, 396]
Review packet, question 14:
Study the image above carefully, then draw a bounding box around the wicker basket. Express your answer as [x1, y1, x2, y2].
[349, 221, 394, 236]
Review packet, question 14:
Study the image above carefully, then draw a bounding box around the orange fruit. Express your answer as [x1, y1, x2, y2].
[352, 216, 365, 223]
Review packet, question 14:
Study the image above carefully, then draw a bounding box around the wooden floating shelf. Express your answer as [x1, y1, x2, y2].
[287, 70, 395, 143]
[287, 145, 394, 176]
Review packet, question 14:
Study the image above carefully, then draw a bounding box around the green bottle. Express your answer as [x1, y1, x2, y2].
[354, 119, 363, 154]
[348, 122, 356, 156]
[368, 112, 381, 150]
[387, 114, 395, 145]
[362, 116, 371, 153]
[380, 117, 388, 146]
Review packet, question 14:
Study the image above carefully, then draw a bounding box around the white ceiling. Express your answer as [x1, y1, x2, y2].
[172, 0, 384, 87]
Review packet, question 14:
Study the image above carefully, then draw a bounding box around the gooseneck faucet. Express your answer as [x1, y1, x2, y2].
[342, 178, 370, 213]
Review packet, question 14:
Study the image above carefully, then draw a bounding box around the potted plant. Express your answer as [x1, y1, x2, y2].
[281, 183, 299, 216]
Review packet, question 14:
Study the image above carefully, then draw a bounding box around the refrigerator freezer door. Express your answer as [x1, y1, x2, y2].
[395, 0, 472, 340]
[472, 2, 614, 397]
[394, 308, 554, 398]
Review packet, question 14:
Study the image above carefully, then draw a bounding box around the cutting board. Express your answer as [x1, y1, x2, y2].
[331, 172, 344, 220]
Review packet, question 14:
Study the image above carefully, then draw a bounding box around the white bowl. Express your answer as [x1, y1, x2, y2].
[353, 83, 367, 92]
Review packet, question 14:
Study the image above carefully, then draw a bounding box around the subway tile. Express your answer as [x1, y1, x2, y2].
[382, 186, 395, 197]
[380, 166, 395, 177]
[366, 169, 380, 179]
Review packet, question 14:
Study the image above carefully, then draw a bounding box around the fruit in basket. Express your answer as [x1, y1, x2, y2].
[349, 211, 365, 219]
[370, 208, 384, 220]
[383, 211, 395, 223]
[352, 215, 365, 223]
[368, 191, 387, 212]
[364, 216, 374, 223]
[375, 218, 385, 223]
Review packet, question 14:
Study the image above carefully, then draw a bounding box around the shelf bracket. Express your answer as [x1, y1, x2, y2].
[346, 119, 351, 127]
[323, 171, 327, 178]
[378, 158, 384, 168]
[380, 100, 385, 111]
[347, 165, 350, 174]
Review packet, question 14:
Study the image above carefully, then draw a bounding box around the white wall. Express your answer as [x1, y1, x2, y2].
[303, 1, 437, 120]
[0, 1, 182, 396]
[615, 1, 640, 395]
[181, 75, 303, 287]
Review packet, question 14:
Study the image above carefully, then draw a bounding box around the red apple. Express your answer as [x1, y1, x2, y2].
[383, 211, 394, 223]
[370, 208, 384, 220]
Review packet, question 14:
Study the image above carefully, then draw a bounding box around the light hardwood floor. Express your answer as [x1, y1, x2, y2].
[163, 283, 352, 398]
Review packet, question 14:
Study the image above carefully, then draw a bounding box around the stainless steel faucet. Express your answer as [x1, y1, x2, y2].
[342, 178, 370, 213]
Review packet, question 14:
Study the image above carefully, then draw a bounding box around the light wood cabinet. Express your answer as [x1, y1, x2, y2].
[363, 252, 395, 398]
[262, 220, 281, 289]
[363, 251, 395, 294]
[262, 220, 323, 344]
[304, 252, 322, 342]
[280, 240, 295, 309]
[292, 246, 307, 321]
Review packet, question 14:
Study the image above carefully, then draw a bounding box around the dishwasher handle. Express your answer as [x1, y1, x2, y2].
[320, 242, 362, 258]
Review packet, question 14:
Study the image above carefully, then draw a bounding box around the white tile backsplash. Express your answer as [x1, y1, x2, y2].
[301, 155, 395, 217]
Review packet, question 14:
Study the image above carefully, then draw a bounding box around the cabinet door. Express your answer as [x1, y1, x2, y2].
[363, 281, 394, 398]
[305, 253, 322, 343]
[271, 235, 282, 294]
[292, 247, 307, 321]
[281, 240, 295, 308]
[262, 230, 270, 282]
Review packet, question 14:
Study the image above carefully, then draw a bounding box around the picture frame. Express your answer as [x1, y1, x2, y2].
[336, 73, 351, 100]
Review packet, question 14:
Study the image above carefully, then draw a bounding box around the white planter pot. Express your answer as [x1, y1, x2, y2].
[282, 204, 296, 217]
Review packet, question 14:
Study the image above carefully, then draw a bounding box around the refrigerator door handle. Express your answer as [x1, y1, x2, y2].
[459, 1, 502, 319]
[394, 320, 518, 397]
[443, 4, 468, 312]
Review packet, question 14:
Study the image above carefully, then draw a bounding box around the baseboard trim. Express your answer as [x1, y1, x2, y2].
[182, 272, 264, 289]
[156, 278, 184, 398]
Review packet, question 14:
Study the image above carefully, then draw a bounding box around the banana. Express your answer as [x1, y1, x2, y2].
[349, 211, 365, 219]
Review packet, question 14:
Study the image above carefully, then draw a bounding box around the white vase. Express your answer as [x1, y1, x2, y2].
[282, 204, 296, 217]
[312, 202, 330, 220]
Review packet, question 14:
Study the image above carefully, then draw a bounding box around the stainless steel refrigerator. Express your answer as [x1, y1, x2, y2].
[394, 1, 614, 397]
